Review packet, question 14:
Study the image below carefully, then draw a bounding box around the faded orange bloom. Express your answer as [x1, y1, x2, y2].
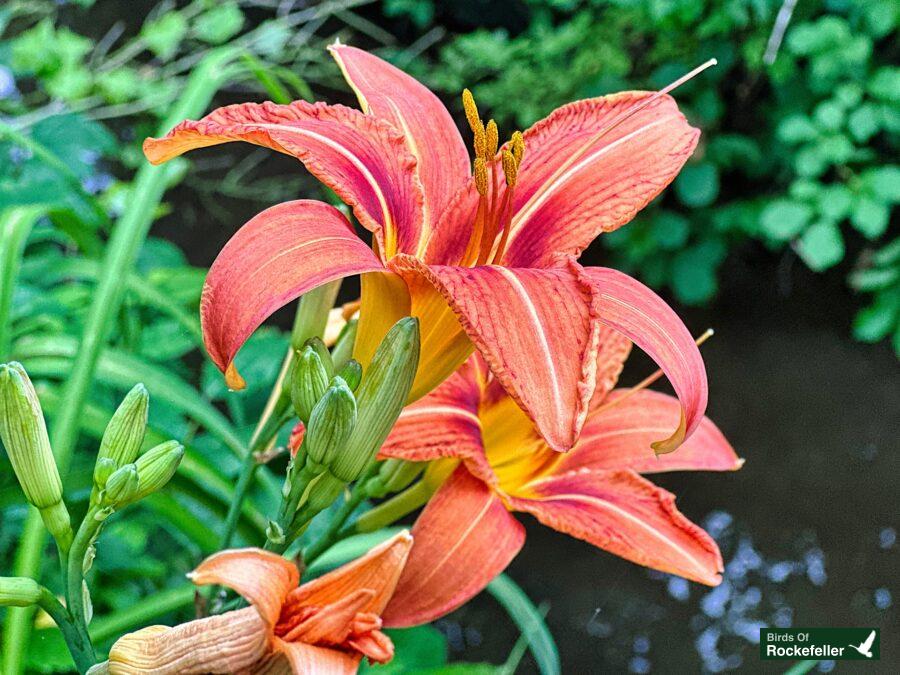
[107, 531, 412, 674]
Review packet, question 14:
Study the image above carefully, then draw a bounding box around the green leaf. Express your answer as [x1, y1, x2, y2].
[671, 243, 720, 305]
[760, 200, 813, 240]
[816, 184, 852, 221]
[862, 166, 900, 202]
[853, 292, 899, 342]
[868, 66, 900, 102]
[797, 221, 845, 271]
[674, 162, 719, 208]
[848, 103, 882, 143]
[142, 12, 188, 60]
[360, 626, 448, 673]
[650, 211, 689, 250]
[850, 198, 889, 238]
[194, 3, 245, 44]
[487, 574, 560, 675]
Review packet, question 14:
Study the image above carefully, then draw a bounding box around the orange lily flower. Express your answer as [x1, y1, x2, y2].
[143, 45, 712, 453]
[378, 350, 742, 627]
[107, 532, 411, 674]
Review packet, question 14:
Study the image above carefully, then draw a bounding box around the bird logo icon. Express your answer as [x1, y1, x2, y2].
[849, 630, 877, 658]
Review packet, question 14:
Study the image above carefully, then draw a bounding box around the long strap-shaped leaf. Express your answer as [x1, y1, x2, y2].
[2, 48, 240, 675]
[487, 574, 561, 675]
[0, 207, 43, 359]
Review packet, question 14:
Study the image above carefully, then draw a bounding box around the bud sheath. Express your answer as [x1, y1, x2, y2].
[291, 345, 330, 423]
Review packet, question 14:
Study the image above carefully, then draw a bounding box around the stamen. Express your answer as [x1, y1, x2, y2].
[511, 131, 525, 166]
[462, 89, 481, 132]
[592, 329, 714, 416]
[485, 120, 499, 158]
[473, 157, 488, 196]
[501, 148, 518, 187]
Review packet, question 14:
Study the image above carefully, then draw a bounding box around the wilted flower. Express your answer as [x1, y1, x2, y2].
[106, 532, 413, 674]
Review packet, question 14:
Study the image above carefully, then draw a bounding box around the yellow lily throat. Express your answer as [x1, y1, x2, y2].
[460, 89, 526, 267]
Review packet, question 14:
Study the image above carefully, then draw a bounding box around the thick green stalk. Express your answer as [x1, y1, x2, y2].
[65, 506, 104, 659]
[1, 48, 239, 675]
[36, 586, 95, 673]
[0, 207, 42, 359]
[347, 479, 434, 535]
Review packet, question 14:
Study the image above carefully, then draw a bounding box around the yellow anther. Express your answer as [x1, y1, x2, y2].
[473, 124, 487, 159]
[501, 148, 518, 187]
[511, 131, 525, 166]
[462, 89, 481, 133]
[485, 119, 499, 158]
[473, 157, 488, 196]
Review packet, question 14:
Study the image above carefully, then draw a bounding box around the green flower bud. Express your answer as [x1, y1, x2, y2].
[0, 362, 72, 550]
[98, 384, 148, 469]
[291, 344, 330, 423]
[305, 337, 334, 378]
[305, 377, 356, 469]
[336, 359, 363, 392]
[92, 457, 117, 495]
[125, 441, 184, 506]
[266, 519, 285, 545]
[330, 318, 419, 483]
[331, 318, 358, 370]
[100, 464, 139, 509]
[368, 458, 424, 498]
[0, 577, 43, 607]
[304, 470, 346, 513]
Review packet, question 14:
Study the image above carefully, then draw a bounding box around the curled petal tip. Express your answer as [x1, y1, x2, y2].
[225, 362, 246, 391]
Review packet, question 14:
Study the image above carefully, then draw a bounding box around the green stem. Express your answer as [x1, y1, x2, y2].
[89, 585, 195, 644]
[303, 465, 378, 564]
[36, 587, 94, 674]
[1, 48, 239, 675]
[65, 506, 102, 657]
[347, 479, 434, 536]
[0, 207, 42, 359]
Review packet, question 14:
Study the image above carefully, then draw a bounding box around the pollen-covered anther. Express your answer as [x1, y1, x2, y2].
[473, 157, 489, 196]
[462, 89, 487, 158]
[501, 148, 518, 187]
[511, 131, 525, 165]
[485, 120, 499, 158]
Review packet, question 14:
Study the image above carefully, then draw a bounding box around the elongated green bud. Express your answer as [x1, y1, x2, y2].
[100, 464, 139, 509]
[126, 441, 184, 505]
[305, 377, 356, 469]
[368, 458, 424, 498]
[305, 337, 334, 378]
[331, 318, 419, 482]
[0, 577, 43, 607]
[0, 362, 72, 550]
[336, 359, 362, 392]
[291, 344, 330, 423]
[98, 384, 148, 469]
[331, 318, 358, 370]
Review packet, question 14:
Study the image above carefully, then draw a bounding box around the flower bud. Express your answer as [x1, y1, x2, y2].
[98, 384, 148, 469]
[368, 458, 424, 498]
[92, 457, 117, 493]
[291, 344, 330, 423]
[304, 471, 346, 513]
[305, 337, 334, 378]
[0, 362, 72, 550]
[331, 318, 358, 370]
[266, 519, 285, 545]
[336, 359, 362, 392]
[330, 318, 419, 483]
[0, 577, 43, 607]
[305, 377, 356, 469]
[100, 464, 139, 509]
[125, 441, 184, 506]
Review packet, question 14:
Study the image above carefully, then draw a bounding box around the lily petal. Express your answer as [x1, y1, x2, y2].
[503, 93, 699, 267]
[189, 548, 299, 629]
[383, 466, 525, 627]
[281, 589, 374, 644]
[201, 200, 383, 388]
[273, 639, 361, 675]
[388, 256, 601, 451]
[560, 390, 743, 474]
[590, 326, 633, 409]
[329, 44, 470, 255]
[284, 530, 412, 619]
[509, 468, 722, 585]
[108, 608, 268, 675]
[354, 268, 474, 402]
[143, 100, 424, 254]
[379, 359, 486, 469]
[584, 267, 707, 454]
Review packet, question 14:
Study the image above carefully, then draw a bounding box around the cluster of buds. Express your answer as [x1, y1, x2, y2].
[88, 384, 184, 520]
[276, 318, 420, 542]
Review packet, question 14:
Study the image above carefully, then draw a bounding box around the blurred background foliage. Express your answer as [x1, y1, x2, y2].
[0, 0, 897, 672]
